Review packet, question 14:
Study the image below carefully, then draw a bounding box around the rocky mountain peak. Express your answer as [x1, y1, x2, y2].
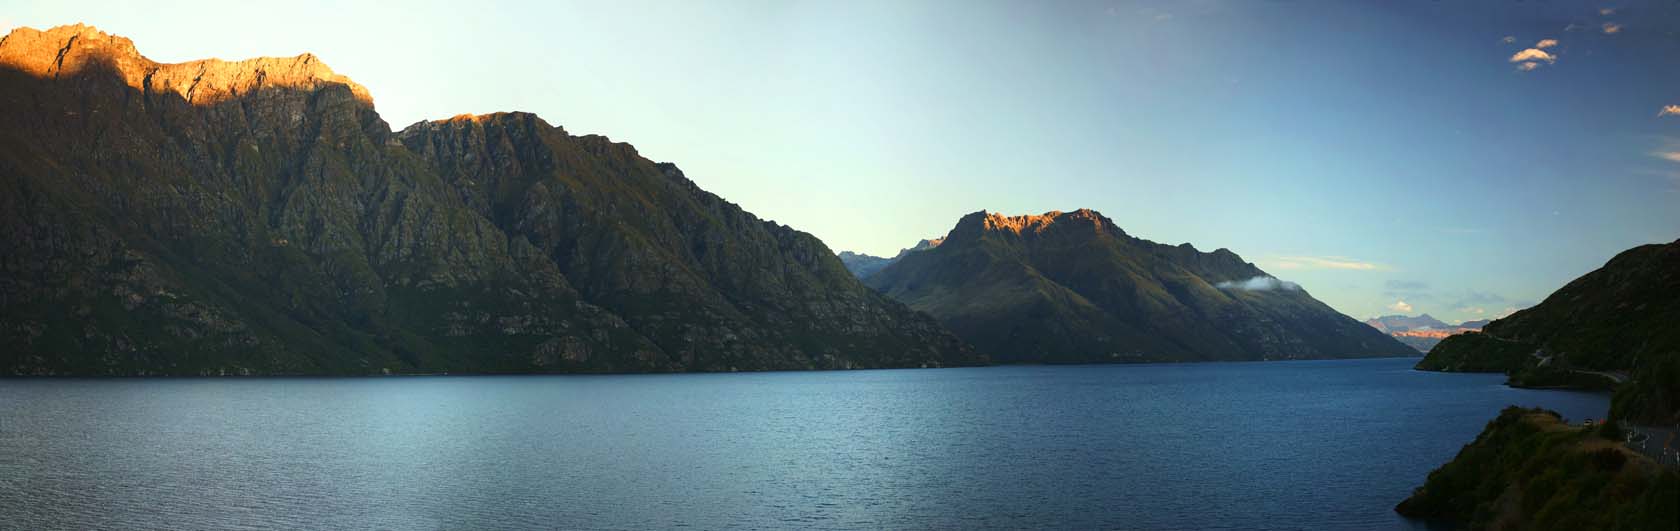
[0, 24, 371, 106]
[947, 208, 1125, 245]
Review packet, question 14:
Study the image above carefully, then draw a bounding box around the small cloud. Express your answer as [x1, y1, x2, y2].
[1600, 8, 1616, 16]
[1660, 105, 1680, 117]
[1502, 35, 1517, 44]
[1215, 276, 1301, 292]
[1653, 150, 1680, 163]
[1271, 256, 1382, 271]
[1456, 290, 1508, 306]
[1155, 13, 1174, 21]
[1536, 39, 1559, 49]
[1602, 22, 1622, 34]
[1510, 48, 1557, 64]
[1517, 62, 1541, 72]
[1388, 299, 1414, 313]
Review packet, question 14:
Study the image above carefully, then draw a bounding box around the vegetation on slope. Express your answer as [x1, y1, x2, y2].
[1396, 407, 1678, 531]
[1414, 240, 1680, 424]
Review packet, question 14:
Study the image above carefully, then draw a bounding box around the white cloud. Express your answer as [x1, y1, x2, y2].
[1603, 22, 1622, 34]
[1388, 299, 1414, 313]
[1510, 48, 1557, 64]
[1270, 256, 1383, 271]
[1517, 62, 1541, 72]
[1215, 276, 1301, 292]
[1536, 39, 1559, 49]
[1654, 151, 1680, 163]
[1660, 105, 1680, 117]
[1502, 35, 1517, 44]
[1600, 8, 1617, 16]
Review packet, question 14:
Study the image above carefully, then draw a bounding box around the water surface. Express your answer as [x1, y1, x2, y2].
[0, 358, 1609, 530]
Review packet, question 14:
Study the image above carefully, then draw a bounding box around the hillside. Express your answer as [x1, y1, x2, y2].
[1396, 407, 1677, 530]
[1416, 240, 1680, 423]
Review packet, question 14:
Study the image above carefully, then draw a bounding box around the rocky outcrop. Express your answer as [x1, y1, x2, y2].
[0, 24, 979, 375]
[864, 209, 1415, 363]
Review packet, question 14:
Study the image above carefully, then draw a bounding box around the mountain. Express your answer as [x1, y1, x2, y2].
[1416, 239, 1680, 423]
[0, 24, 980, 375]
[1364, 314, 1485, 353]
[863, 210, 1415, 363]
[1364, 314, 1450, 333]
[837, 238, 942, 278]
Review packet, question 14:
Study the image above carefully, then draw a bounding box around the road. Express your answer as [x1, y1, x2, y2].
[1624, 424, 1680, 467]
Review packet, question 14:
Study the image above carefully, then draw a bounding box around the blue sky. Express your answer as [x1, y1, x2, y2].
[3, 0, 1678, 323]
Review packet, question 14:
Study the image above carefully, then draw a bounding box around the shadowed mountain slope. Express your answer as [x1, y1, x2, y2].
[0, 24, 978, 375]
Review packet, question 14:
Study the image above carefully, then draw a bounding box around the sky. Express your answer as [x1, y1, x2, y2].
[3, 0, 1678, 323]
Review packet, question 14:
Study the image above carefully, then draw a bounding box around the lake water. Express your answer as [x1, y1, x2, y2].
[0, 357, 1609, 530]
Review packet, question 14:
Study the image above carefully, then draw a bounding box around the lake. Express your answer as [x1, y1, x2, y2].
[0, 357, 1609, 530]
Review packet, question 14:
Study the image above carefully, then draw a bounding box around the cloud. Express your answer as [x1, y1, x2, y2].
[1510, 48, 1557, 64]
[1600, 8, 1617, 16]
[1603, 22, 1622, 34]
[1653, 151, 1680, 163]
[1535, 39, 1559, 49]
[1660, 105, 1680, 117]
[1271, 256, 1382, 271]
[1387, 299, 1414, 313]
[1517, 62, 1541, 72]
[1456, 290, 1508, 306]
[1215, 276, 1301, 292]
[1502, 35, 1517, 44]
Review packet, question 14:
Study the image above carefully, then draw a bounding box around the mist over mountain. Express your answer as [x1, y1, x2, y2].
[0, 24, 978, 375]
[864, 209, 1415, 363]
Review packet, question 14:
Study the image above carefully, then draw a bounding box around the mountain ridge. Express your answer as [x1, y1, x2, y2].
[0, 24, 980, 375]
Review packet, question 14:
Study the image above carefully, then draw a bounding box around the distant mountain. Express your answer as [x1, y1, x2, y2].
[1364, 314, 1450, 333]
[838, 238, 942, 279]
[864, 210, 1415, 363]
[0, 24, 980, 375]
[1365, 314, 1485, 353]
[1417, 239, 1680, 423]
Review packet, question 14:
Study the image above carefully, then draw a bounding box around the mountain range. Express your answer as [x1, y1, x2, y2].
[0, 25, 1424, 376]
[861, 210, 1415, 363]
[0, 24, 977, 375]
[1363, 314, 1487, 353]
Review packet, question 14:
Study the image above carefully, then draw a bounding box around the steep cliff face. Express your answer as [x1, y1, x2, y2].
[0, 24, 978, 375]
[864, 209, 1414, 363]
